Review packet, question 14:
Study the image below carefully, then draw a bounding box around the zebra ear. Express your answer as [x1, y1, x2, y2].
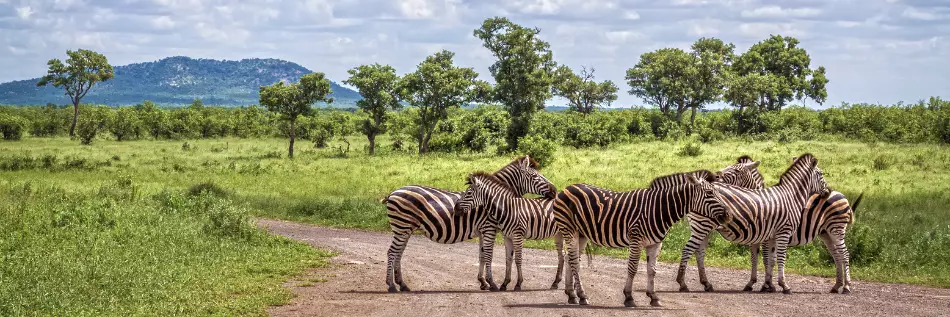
[686, 173, 702, 185]
[745, 160, 761, 170]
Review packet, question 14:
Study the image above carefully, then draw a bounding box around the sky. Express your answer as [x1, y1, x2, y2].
[0, 0, 948, 109]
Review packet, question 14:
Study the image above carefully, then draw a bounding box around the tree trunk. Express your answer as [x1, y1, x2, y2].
[690, 106, 697, 125]
[368, 134, 376, 155]
[675, 107, 684, 123]
[419, 130, 434, 154]
[288, 119, 296, 159]
[69, 101, 79, 137]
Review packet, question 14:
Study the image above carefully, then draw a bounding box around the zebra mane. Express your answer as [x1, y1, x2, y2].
[648, 169, 717, 188]
[504, 155, 541, 170]
[467, 170, 518, 193]
[778, 153, 818, 185]
[737, 155, 754, 163]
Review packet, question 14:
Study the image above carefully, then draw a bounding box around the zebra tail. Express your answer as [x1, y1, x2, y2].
[849, 191, 865, 224]
[584, 240, 594, 268]
[379, 195, 389, 204]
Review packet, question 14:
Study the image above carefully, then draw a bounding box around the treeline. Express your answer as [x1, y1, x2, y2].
[2, 97, 949, 159]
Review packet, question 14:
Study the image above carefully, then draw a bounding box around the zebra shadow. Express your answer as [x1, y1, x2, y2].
[341, 288, 553, 295]
[655, 290, 826, 295]
[505, 303, 685, 311]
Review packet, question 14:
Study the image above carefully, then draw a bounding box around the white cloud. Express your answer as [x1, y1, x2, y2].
[16, 6, 34, 20]
[741, 6, 822, 18]
[739, 22, 806, 38]
[901, 7, 940, 20]
[399, 0, 435, 18]
[604, 30, 642, 44]
[150, 16, 175, 30]
[623, 10, 640, 20]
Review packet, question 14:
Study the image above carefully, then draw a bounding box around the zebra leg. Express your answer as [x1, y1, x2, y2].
[676, 225, 712, 292]
[646, 242, 663, 307]
[820, 231, 853, 294]
[551, 232, 565, 289]
[743, 243, 761, 291]
[513, 236, 525, 291]
[500, 236, 514, 291]
[695, 233, 714, 292]
[575, 235, 590, 305]
[761, 240, 776, 293]
[563, 231, 579, 304]
[387, 231, 411, 293]
[818, 232, 843, 293]
[775, 229, 793, 294]
[482, 230, 500, 291]
[477, 236, 488, 290]
[622, 244, 643, 308]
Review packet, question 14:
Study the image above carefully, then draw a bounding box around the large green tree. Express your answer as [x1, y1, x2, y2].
[343, 63, 401, 155]
[728, 34, 829, 111]
[36, 49, 115, 137]
[474, 16, 558, 151]
[259, 73, 334, 159]
[625, 47, 695, 121]
[686, 37, 735, 124]
[398, 50, 484, 154]
[552, 65, 618, 115]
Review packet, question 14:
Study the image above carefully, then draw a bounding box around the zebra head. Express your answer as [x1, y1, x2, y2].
[786, 153, 831, 197]
[493, 155, 558, 199]
[454, 171, 515, 215]
[686, 172, 734, 226]
[717, 155, 764, 189]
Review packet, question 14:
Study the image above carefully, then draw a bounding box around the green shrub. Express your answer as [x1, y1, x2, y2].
[872, 155, 892, 170]
[75, 105, 110, 145]
[0, 113, 28, 140]
[517, 134, 557, 167]
[677, 142, 703, 157]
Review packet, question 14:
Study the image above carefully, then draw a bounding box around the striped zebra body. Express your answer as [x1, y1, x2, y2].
[674, 156, 862, 294]
[674, 153, 829, 295]
[381, 156, 556, 293]
[455, 172, 562, 291]
[552, 170, 733, 307]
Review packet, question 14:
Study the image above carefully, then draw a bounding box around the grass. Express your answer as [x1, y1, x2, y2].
[2, 135, 949, 290]
[0, 173, 334, 316]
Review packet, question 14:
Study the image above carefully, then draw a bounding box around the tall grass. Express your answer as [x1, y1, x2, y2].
[1, 136, 949, 288]
[0, 177, 330, 316]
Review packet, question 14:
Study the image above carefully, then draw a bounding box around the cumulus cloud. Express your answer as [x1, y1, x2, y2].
[0, 0, 946, 107]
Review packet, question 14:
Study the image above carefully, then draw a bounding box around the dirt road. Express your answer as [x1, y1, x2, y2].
[258, 219, 950, 317]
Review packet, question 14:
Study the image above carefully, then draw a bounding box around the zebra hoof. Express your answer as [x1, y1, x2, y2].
[760, 284, 775, 293]
[650, 299, 662, 307]
[829, 288, 838, 294]
[742, 285, 754, 292]
[623, 299, 636, 307]
[513, 285, 522, 291]
[499, 284, 508, 291]
[703, 284, 714, 292]
[480, 284, 489, 291]
[678, 285, 689, 292]
[841, 288, 852, 295]
[782, 289, 793, 295]
[489, 285, 500, 292]
[579, 298, 590, 306]
[550, 282, 559, 290]
[568, 296, 579, 305]
[387, 286, 398, 293]
[400, 285, 411, 292]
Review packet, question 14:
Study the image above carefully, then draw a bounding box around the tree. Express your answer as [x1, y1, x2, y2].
[474, 16, 558, 151]
[36, 49, 115, 136]
[343, 63, 401, 155]
[728, 34, 828, 111]
[398, 50, 484, 154]
[552, 65, 618, 115]
[686, 37, 735, 125]
[259, 73, 334, 159]
[625, 48, 695, 122]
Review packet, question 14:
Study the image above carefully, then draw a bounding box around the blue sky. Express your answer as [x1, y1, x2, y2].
[0, 0, 947, 109]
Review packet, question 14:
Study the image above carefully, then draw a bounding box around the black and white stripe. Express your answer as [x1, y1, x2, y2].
[674, 153, 830, 295]
[381, 156, 556, 292]
[552, 170, 734, 307]
[454, 171, 563, 291]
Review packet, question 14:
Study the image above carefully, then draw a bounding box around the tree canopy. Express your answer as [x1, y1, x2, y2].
[343, 63, 401, 155]
[36, 49, 114, 136]
[259, 72, 334, 158]
[398, 49, 483, 154]
[553, 66, 618, 115]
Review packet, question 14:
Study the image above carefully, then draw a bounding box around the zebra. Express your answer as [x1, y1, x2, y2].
[552, 170, 735, 307]
[454, 171, 562, 291]
[674, 155, 863, 294]
[380, 155, 557, 293]
[671, 153, 830, 295]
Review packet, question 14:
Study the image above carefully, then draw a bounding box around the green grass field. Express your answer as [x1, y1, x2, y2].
[1, 135, 949, 314]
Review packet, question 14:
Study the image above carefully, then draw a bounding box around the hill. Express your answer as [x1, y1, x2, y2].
[0, 56, 361, 107]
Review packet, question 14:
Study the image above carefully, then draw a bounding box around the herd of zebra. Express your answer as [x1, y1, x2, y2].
[380, 153, 864, 307]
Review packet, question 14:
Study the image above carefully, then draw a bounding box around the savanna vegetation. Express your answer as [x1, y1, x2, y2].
[2, 15, 949, 316]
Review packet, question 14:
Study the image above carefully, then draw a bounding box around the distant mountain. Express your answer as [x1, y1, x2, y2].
[0, 56, 361, 107]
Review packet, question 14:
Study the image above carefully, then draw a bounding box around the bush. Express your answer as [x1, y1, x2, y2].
[75, 105, 110, 145]
[187, 182, 232, 198]
[872, 155, 892, 170]
[678, 142, 703, 157]
[0, 113, 28, 140]
[516, 134, 557, 167]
